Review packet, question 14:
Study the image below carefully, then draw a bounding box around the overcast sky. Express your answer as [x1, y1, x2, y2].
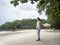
[0, 0, 47, 25]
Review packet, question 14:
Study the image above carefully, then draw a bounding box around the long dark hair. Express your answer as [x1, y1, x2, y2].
[37, 17, 41, 21]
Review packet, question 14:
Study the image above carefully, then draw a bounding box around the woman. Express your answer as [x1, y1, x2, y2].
[36, 17, 42, 41]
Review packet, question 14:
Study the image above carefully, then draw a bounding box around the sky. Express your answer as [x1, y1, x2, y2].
[0, 0, 47, 25]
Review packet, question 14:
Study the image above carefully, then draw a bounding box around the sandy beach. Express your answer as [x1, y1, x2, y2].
[0, 29, 60, 45]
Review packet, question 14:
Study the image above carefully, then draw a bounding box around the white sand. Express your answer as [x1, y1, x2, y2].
[0, 29, 60, 45]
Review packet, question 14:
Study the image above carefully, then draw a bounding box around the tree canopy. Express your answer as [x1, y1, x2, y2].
[10, 0, 60, 29]
[0, 19, 46, 31]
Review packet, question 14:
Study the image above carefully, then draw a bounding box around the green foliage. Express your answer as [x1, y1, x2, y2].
[10, 0, 39, 6]
[0, 19, 46, 31]
[37, 0, 60, 29]
[41, 19, 47, 24]
[10, 0, 60, 29]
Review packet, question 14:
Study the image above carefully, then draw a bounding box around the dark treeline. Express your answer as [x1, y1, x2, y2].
[0, 19, 47, 31]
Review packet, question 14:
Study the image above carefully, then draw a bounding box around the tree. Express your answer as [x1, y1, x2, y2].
[0, 19, 46, 31]
[10, 0, 60, 29]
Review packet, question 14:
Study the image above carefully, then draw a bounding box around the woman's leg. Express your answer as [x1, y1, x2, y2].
[38, 30, 40, 39]
[37, 28, 40, 41]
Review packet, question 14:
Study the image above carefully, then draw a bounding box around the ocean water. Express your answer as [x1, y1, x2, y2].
[0, 31, 12, 36]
